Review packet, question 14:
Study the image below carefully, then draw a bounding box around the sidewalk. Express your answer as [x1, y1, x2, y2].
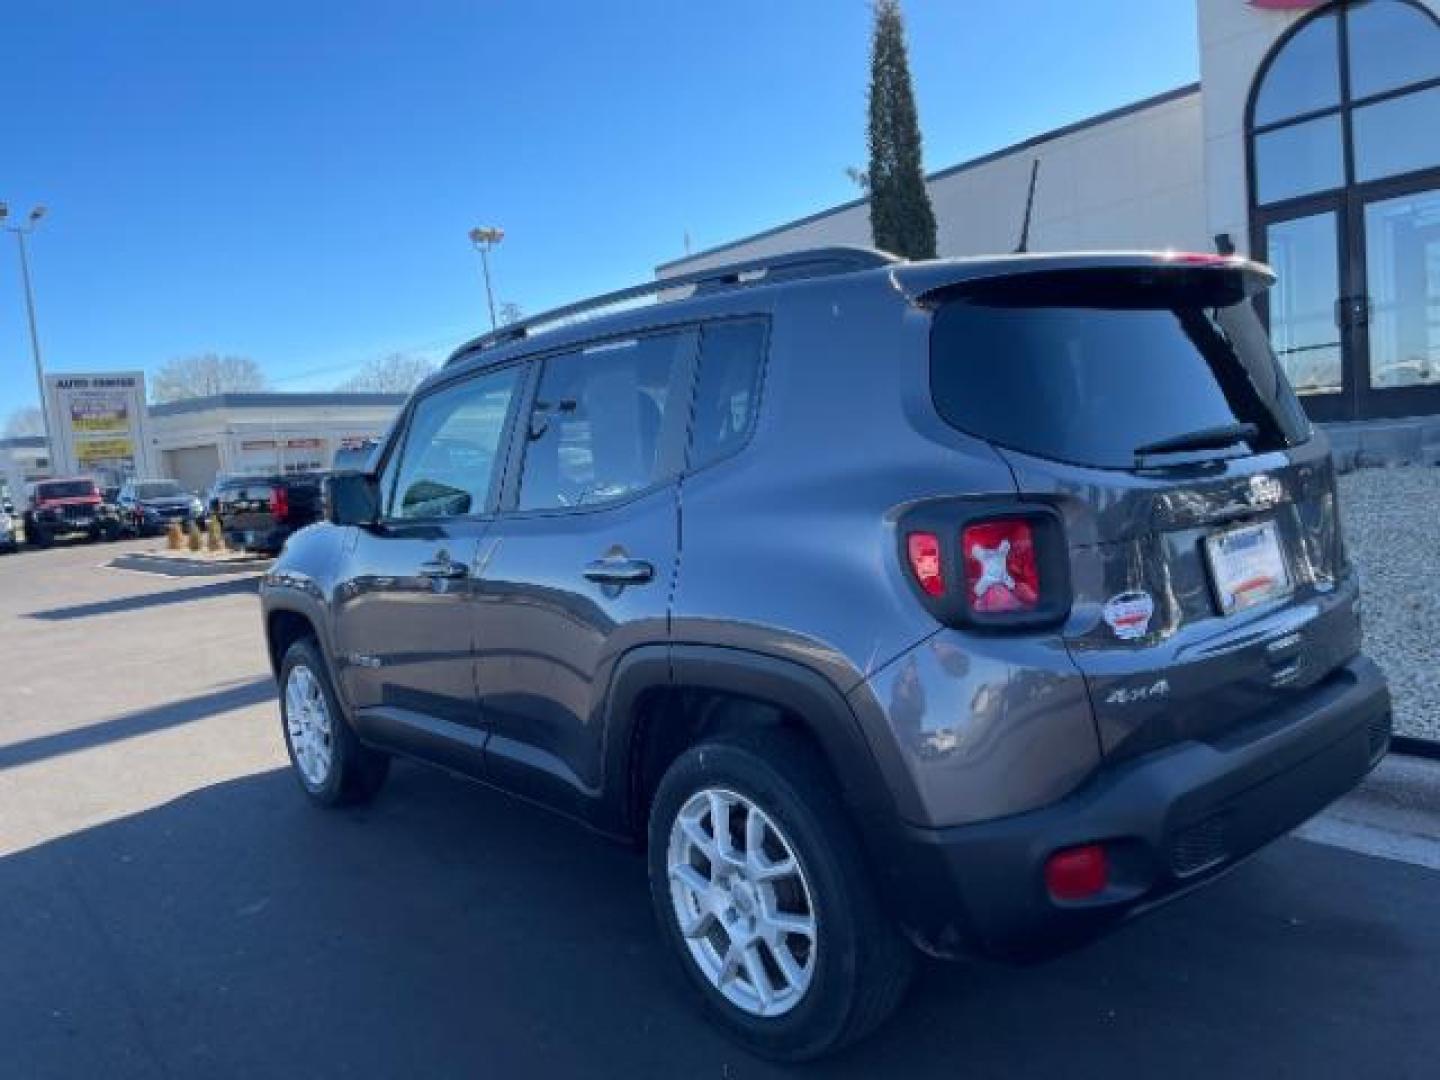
[1297, 752, 1440, 871]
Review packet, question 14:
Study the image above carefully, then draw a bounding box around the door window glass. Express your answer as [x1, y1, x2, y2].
[1365, 189, 1440, 389]
[519, 331, 691, 510]
[1254, 115, 1345, 205]
[388, 367, 520, 519]
[1253, 12, 1341, 126]
[1265, 212, 1344, 396]
[1353, 84, 1440, 184]
[1347, 0, 1440, 100]
[690, 321, 766, 469]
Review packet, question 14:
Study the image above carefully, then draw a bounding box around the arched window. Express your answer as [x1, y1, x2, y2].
[1249, 1, 1440, 421]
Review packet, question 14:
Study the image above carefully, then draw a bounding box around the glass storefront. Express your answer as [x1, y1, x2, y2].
[1250, 0, 1440, 421]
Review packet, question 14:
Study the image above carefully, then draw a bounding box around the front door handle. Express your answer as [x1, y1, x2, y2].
[583, 556, 654, 585]
[418, 554, 469, 580]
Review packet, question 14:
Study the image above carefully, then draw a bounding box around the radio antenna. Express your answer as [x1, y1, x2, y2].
[1014, 159, 1041, 254]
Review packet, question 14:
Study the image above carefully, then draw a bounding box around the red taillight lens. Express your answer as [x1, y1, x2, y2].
[962, 519, 1039, 613]
[1045, 844, 1108, 901]
[906, 531, 945, 597]
[269, 486, 289, 521]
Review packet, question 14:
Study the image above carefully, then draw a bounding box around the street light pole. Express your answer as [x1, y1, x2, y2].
[467, 226, 504, 331]
[1, 204, 52, 466]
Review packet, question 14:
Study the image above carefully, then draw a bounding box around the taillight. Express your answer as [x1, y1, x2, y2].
[269, 486, 289, 521]
[905, 532, 945, 597]
[961, 519, 1039, 613]
[897, 502, 1070, 631]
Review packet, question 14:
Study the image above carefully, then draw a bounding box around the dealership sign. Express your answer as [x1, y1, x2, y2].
[43, 371, 155, 482]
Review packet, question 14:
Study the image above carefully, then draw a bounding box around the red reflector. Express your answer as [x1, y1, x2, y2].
[1045, 844, 1108, 901]
[269, 486, 289, 521]
[962, 519, 1039, 613]
[906, 532, 945, 597]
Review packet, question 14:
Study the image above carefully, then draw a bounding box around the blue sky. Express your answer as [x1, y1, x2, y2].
[0, 0, 1198, 419]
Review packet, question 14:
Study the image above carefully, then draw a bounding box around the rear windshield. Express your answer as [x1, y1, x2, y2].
[37, 480, 97, 500]
[136, 481, 183, 499]
[930, 273, 1311, 470]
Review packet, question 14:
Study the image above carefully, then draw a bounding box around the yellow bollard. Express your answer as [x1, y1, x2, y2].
[206, 516, 226, 553]
[186, 521, 204, 552]
[166, 522, 184, 550]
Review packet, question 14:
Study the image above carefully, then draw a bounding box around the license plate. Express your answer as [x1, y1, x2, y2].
[1205, 520, 1291, 615]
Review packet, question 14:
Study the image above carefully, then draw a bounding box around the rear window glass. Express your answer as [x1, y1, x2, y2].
[135, 481, 183, 499]
[930, 275, 1311, 470]
[37, 480, 97, 500]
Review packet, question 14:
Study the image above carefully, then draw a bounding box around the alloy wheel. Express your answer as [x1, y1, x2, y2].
[285, 664, 333, 787]
[667, 788, 818, 1018]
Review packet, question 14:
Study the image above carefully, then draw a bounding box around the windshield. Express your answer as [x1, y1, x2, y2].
[37, 480, 98, 500]
[930, 275, 1311, 470]
[136, 481, 184, 499]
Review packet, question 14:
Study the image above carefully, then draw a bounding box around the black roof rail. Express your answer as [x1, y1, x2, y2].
[446, 246, 901, 366]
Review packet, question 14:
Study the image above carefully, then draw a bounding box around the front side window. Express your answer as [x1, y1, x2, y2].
[387, 366, 521, 520]
[518, 331, 692, 510]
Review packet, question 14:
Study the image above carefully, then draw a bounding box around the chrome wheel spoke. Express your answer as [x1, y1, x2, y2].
[284, 665, 332, 787]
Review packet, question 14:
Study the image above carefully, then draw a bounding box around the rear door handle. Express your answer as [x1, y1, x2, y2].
[583, 557, 654, 585]
[418, 555, 469, 580]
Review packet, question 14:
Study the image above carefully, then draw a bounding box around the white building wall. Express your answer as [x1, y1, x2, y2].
[660, 88, 1208, 279]
[1197, 0, 1440, 254]
[148, 401, 401, 487]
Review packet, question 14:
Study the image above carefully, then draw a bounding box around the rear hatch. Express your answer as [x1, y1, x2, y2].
[217, 476, 321, 536]
[926, 259, 1359, 760]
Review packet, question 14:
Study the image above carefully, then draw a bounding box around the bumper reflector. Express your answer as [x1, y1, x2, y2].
[1045, 843, 1108, 901]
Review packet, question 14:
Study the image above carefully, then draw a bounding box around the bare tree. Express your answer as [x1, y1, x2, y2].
[3, 406, 45, 437]
[152, 353, 267, 403]
[339, 352, 437, 394]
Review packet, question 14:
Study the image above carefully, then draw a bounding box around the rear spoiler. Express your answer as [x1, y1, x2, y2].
[893, 252, 1276, 308]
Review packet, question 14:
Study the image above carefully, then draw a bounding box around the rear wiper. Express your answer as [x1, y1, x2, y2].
[1134, 422, 1258, 459]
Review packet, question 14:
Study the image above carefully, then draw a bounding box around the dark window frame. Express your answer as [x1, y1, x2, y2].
[1247, 0, 1440, 422]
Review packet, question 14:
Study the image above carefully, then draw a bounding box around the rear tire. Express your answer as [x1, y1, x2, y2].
[647, 728, 913, 1061]
[279, 638, 389, 806]
[28, 522, 51, 549]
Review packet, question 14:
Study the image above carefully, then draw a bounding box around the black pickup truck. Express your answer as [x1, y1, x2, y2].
[214, 473, 325, 554]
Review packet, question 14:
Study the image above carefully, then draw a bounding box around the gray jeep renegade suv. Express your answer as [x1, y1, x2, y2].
[260, 246, 1391, 1060]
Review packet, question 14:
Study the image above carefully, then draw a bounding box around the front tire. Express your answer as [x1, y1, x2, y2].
[279, 638, 389, 806]
[647, 728, 913, 1061]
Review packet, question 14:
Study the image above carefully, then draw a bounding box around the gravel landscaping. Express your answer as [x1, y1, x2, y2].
[1338, 465, 1440, 743]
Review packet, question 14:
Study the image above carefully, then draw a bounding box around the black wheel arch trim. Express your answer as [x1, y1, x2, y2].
[601, 642, 922, 926]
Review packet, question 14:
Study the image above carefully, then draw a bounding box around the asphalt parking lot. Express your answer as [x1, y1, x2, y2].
[2, 540, 1439, 1079]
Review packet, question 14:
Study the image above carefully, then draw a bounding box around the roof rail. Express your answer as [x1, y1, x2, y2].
[446, 246, 900, 366]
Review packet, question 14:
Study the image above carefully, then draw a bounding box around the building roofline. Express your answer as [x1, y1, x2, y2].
[656, 82, 1202, 273]
[0, 435, 46, 449]
[148, 391, 408, 418]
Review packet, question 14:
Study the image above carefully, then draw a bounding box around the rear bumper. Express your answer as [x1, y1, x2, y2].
[897, 655, 1391, 961]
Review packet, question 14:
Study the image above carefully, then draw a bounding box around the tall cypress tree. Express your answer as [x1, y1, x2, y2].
[866, 0, 937, 260]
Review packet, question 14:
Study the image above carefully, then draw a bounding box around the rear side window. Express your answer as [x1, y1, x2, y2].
[930, 276, 1311, 469]
[386, 366, 521, 520]
[690, 320, 766, 469]
[519, 330, 693, 510]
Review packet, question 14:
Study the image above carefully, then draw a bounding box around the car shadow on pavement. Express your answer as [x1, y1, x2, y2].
[2, 762, 1435, 1080]
[0, 678, 273, 771]
[24, 576, 260, 622]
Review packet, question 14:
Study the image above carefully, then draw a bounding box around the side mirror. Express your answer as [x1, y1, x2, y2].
[326, 471, 380, 526]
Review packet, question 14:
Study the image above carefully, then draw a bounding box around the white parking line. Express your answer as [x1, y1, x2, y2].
[1295, 814, 1440, 871]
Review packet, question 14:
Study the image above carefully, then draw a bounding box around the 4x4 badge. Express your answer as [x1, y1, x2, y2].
[1103, 591, 1154, 641]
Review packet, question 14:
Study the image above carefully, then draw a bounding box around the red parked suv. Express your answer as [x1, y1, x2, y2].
[23, 477, 121, 547]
